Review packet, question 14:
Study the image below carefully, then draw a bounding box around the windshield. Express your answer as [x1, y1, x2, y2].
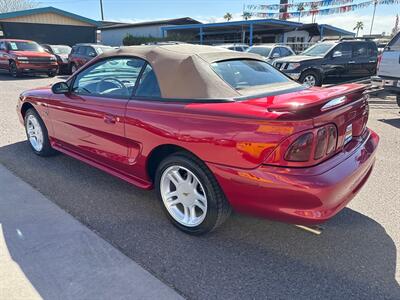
[301, 43, 334, 56]
[247, 46, 272, 57]
[7, 41, 43, 52]
[51, 45, 71, 55]
[211, 59, 292, 91]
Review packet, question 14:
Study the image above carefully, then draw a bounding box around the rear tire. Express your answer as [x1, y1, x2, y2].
[155, 152, 231, 235]
[9, 61, 22, 78]
[24, 108, 57, 157]
[300, 70, 322, 87]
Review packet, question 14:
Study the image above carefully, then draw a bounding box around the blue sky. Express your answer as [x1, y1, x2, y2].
[37, 0, 399, 35]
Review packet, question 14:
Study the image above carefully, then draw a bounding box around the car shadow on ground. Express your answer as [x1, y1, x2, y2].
[379, 118, 400, 129]
[0, 72, 67, 81]
[0, 141, 399, 299]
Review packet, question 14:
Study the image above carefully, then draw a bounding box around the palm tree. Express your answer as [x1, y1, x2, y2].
[353, 21, 364, 37]
[297, 3, 305, 22]
[242, 11, 252, 21]
[224, 12, 233, 22]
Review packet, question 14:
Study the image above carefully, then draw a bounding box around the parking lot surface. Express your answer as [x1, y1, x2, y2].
[0, 73, 399, 299]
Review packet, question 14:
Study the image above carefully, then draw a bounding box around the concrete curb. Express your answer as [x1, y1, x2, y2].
[0, 164, 184, 300]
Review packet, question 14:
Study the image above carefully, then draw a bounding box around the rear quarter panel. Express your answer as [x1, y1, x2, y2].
[124, 99, 313, 181]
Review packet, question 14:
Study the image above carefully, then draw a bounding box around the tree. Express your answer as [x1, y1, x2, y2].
[297, 3, 305, 22]
[242, 11, 252, 21]
[0, 0, 38, 13]
[353, 21, 364, 37]
[224, 12, 233, 22]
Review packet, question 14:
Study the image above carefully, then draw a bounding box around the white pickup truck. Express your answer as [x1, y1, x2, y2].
[372, 32, 400, 106]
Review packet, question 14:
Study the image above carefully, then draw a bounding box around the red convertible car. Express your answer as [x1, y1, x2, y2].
[17, 44, 379, 234]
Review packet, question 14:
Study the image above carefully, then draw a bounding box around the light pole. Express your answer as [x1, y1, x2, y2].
[100, 0, 104, 21]
[370, 0, 378, 35]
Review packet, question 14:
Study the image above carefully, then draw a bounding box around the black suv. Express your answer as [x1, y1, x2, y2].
[273, 39, 378, 86]
[68, 44, 113, 73]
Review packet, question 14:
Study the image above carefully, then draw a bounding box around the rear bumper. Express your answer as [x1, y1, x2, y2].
[371, 75, 400, 93]
[208, 129, 379, 225]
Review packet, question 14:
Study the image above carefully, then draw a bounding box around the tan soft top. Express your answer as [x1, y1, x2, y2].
[99, 44, 267, 99]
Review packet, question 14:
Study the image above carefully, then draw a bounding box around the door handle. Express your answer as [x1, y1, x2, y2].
[103, 114, 117, 124]
[348, 61, 355, 64]
[369, 60, 376, 63]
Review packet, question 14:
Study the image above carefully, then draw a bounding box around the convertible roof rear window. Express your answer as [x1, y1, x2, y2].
[211, 59, 291, 91]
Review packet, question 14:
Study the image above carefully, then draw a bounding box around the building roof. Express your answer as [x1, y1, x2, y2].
[161, 18, 354, 37]
[0, 6, 100, 27]
[100, 17, 201, 30]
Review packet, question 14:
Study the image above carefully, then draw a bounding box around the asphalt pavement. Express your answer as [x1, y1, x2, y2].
[0, 72, 399, 299]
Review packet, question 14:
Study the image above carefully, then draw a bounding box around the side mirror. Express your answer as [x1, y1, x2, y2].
[332, 51, 342, 58]
[52, 82, 69, 94]
[272, 52, 280, 58]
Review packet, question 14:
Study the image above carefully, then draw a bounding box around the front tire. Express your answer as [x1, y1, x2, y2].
[48, 70, 57, 77]
[24, 108, 57, 156]
[9, 61, 22, 78]
[300, 70, 322, 87]
[155, 153, 231, 235]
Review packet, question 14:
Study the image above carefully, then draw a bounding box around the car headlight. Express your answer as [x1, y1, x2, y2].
[17, 56, 28, 60]
[286, 63, 301, 70]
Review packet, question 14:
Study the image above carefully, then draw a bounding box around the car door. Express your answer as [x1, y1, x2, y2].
[76, 46, 88, 67]
[349, 42, 375, 78]
[378, 32, 400, 78]
[0, 41, 9, 69]
[323, 43, 352, 79]
[48, 56, 146, 169]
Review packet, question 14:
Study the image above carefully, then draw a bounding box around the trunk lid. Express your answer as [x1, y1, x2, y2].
[248, 83, 369, 153]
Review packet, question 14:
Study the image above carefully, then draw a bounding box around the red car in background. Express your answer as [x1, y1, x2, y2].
[68, 43, 113, 73]
[0, 39, 58, 77]
[16, 45, 379, 235]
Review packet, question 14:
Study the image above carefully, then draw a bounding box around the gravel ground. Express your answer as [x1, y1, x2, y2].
[0, 72, 399, 299]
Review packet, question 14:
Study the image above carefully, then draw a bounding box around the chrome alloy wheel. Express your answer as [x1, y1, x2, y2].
[160, 165, 208, 227]
[26, 114, 44, 152]
[303, 74, 316, 87]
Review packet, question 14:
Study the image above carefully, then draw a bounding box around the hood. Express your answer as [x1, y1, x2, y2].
[10, 50, 54, 58]
[275, 55, 322, 63]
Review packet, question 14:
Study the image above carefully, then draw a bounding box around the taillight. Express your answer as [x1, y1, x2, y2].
[285, 133, 313, 162]
[326, 125, 338, 155]
[377, 54, 382, 71]
[314, 127, 327, 160]
[264, 124, 338, 167]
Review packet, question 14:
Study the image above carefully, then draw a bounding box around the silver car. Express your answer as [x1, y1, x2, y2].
[246, 44, 295, 64]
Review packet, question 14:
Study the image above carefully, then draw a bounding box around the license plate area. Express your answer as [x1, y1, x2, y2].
[344, 124, 353, 145]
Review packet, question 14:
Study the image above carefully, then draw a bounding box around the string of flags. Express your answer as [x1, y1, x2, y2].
[246, 0, 355, 11]
[246, 0, 400, 18]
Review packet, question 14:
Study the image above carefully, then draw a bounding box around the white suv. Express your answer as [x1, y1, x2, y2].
[372, 32, 400, 106]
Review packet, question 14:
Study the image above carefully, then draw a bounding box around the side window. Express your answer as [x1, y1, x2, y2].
[77, 46, 86, 55]
[135, 64, 161, 98]
[280, 47, 292, 56]
[333, 43, 352, 58]
[0, 41, 5, 51]
[72, 57, 145, 99]
[271, 47, 281, 57]
[352, 43, 368, 58]
[86, 46, 96, 57]
[388, 32, 400, 49]
[367, 43, 377, 57]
